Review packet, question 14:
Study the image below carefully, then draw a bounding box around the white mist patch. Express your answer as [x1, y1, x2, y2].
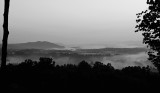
[79, 45, 107, 49]
[5, 52, 154, 69]
[101, 52, 153, 69]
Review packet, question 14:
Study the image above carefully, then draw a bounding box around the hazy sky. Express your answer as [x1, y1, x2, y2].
[0, 0, 148, 45]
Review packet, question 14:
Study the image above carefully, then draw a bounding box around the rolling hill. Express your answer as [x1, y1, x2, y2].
[0, 41, 65, 49]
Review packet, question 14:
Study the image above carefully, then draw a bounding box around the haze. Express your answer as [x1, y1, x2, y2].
[0, 0, 147, 46]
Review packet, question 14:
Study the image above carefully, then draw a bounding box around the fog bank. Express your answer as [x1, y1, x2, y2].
[4, 52, 154, 69]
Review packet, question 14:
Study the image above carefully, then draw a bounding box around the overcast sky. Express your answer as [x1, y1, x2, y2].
[0, 0, 148, 46]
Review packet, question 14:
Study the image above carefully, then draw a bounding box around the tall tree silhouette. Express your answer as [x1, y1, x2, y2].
[1, 0, 10, 70]
[135, 0, 160, 71]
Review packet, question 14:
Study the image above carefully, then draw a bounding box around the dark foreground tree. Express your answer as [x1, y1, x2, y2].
[135, 0, 160, 71]
[1, 0, 10, 70]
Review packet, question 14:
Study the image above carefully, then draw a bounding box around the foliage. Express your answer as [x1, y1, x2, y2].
[135, 0, 160, 71]
[0, 57, 159, 92]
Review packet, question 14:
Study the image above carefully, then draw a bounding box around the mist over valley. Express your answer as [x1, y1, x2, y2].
[0, 41, 152, 69]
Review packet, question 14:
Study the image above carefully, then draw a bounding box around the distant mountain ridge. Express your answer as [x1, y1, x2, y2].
[0, 41, 65, 49]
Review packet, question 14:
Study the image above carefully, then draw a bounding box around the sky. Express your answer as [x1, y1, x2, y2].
[0, 0, 148, 46]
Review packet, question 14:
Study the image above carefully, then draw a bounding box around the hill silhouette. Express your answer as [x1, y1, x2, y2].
[0, 41, 65, 49]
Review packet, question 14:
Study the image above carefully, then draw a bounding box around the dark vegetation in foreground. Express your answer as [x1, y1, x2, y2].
[0, 57, 160, 92]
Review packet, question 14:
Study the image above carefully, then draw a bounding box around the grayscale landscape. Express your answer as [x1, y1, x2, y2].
[1, 0, 160, 92]
[0, 41, 153, 69]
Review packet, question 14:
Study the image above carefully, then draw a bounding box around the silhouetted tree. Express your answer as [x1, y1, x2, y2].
[36, 57, 55, 69]
[1, 0, 10, 70]
[1, 57, 160, 92]
[18, 59, 36, 69]
[93, 61, 105, 69]
[93, 61, 114, 71]
[135, 0, 160, 71]
[78, 60, 91, 70]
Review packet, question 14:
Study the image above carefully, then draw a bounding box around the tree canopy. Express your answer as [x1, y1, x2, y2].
[135, 0, 160, 71]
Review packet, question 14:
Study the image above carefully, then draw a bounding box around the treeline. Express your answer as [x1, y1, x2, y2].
[0, 57, 160, 92]
[77, 48, 146, 54]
